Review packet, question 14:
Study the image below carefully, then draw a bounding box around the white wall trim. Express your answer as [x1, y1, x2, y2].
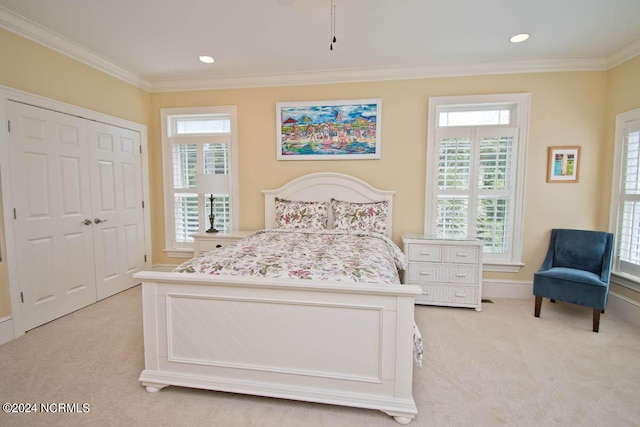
[481, 279, 640, 327]
[482, 279, 533, 299]
[0, 315, 14, 346]
[607, 39, 640, 69]
[148, 58, 610, 92]
[607, 291, 640, 328]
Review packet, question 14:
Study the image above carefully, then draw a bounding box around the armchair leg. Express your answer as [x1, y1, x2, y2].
[592, 309, 601, 333]
[534, 296, 542, 318]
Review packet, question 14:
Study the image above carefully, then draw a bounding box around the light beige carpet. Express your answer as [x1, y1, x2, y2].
[1, 286, 639, 427]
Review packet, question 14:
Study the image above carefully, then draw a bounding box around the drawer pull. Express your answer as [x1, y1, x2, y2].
[455, 273, 467, 277]
[456, 253, 468, 257]
[455, 293, 466, 297]
[420, 251, 431, 256]
[420, 272, 432, 276]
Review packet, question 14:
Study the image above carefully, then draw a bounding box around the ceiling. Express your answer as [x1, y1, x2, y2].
[1, 0, 639, 92]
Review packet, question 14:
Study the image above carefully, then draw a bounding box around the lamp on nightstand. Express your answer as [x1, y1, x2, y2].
[195, 174, 229, 233]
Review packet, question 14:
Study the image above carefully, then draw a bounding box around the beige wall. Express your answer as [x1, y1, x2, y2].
[0, 29, 151, 318]
[605, 55, 640, 301]
[1, 27, 639, 319]
[151, 71, 609, 286]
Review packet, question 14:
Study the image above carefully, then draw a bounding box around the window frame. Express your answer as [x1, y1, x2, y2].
[609, 107, 640, 291]
[161, 106, 239, 258]
[425, 93, 530, 272]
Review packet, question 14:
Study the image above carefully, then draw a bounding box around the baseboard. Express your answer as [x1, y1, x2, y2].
[482, 279, 532, 299]
[481, 279, 640, 327]
[0, 315, 14, 346]
[607, 292, 640, 328]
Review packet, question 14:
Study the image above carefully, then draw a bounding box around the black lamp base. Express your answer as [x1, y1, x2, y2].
[206, 194, 218, 233]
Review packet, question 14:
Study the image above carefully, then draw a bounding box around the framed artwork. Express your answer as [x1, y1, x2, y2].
[547, 146, 581, 183]
[276, 98, 382, 160]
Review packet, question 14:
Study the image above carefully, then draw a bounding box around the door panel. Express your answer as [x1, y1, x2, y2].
[90, 122, 145, 300]
[63, 231, 89, 293]
[60, 156, 83, 216]
[24, 153, 50, 217]
[8, 102, 96, 330]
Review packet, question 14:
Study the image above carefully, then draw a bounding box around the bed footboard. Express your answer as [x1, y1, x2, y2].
[135, 272, 421, 424]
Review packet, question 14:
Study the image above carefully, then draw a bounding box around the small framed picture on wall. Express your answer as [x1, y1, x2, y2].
[547, 146, 581, 183]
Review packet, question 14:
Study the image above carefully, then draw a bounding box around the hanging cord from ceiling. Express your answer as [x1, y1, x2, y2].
[330, 0, 337, 50]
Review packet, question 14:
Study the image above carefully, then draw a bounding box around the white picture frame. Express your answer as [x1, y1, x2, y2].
[276, 98, 382, 160]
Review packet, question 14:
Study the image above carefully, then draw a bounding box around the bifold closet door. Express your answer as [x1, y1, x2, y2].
[7, 102, 147, 330]
[89, 122, 146, 300]
[7, 102, 97, 331]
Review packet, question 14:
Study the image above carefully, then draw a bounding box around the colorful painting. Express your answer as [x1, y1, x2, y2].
[547, 146, 581, 183]
[276, 99, 382, 160]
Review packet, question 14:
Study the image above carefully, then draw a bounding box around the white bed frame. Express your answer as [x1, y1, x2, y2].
[134, 173, 422, 424]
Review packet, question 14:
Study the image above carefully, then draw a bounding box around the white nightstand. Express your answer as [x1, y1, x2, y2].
[402, 234, 483, 311]
[192, 231, 254, 256]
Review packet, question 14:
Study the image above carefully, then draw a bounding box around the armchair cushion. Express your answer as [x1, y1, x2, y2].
[534, 267, 608, 309]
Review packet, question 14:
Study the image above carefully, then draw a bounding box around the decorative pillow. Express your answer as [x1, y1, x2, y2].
[274, 198, 329, 230]
[331, 198, 388, 234]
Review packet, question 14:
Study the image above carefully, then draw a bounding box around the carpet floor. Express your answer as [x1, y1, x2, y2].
[1, 286, 639, 426]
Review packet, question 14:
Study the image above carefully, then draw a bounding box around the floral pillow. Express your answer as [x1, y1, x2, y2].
[274, 198, 329, 230]
[331, 198, 388, 235]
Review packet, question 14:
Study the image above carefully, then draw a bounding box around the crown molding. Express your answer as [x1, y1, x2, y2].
[0, 5, 636, 94]
[0, 6, 151, 91]
[608, 38, 640, 68]
[148, 58, 610, 92]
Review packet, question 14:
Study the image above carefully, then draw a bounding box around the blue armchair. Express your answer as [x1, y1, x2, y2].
[533, 228, 614, 332]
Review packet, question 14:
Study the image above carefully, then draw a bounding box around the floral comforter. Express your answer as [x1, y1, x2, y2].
[174, 229, 423, 366]
[175, 229, 407, 283]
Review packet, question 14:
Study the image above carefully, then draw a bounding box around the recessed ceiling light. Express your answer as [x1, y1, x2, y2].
[199, 55, 215, 64]
[510, 33, 530, 43]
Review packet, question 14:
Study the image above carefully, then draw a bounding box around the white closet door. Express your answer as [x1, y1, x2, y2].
[7, 102, 97, 331]
[89, 122, 146, 300]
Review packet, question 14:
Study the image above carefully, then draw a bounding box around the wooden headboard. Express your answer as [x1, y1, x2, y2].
[262, 172, 395, 236]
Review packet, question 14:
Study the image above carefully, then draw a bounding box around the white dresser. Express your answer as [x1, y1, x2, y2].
[192, 231, 254, 256]
[402, 235, 483, 311]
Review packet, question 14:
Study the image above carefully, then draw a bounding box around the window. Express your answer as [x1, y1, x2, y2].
[162, 107, 239, 257]
[611, 108, 640, 285]
[425, 94, 530, 271]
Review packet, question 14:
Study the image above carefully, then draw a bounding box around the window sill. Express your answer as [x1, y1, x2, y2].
[163, 248, 195, 259]
[611, 272, 640, 293]
[482, 261, 525, 273]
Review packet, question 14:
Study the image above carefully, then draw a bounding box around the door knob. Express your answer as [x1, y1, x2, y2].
[94, 218, 108, 224]
[83, 219, 92, 226]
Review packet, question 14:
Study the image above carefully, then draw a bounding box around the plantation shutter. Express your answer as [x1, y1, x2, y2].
[172, 143, 198, 242]
[616, 118, 640, 276]
[170, 128, 232, 243]
[204, 142, 230, 233]
[434, 126, 516, 259]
